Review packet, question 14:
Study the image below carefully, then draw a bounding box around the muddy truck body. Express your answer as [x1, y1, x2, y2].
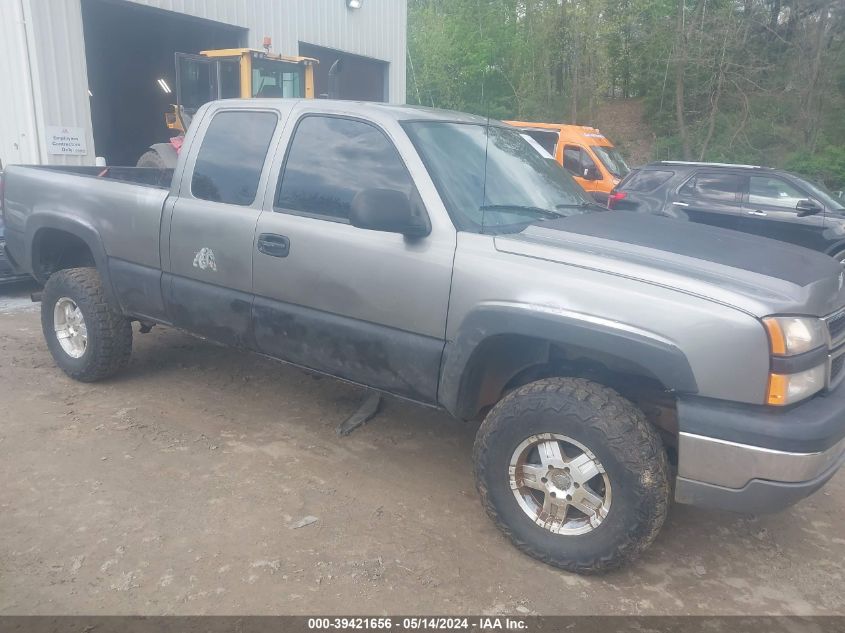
[4, 100, 845, 572]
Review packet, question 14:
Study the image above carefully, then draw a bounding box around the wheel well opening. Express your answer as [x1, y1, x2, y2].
[32, 229, 96, 282]
[460, 336, 679, 464]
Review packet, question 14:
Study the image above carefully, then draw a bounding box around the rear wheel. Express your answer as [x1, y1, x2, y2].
[136, 144, 178, 169]
[41, 268, 132, 382]
[136, 149, 168, 169]
[473, 377, 669, 573]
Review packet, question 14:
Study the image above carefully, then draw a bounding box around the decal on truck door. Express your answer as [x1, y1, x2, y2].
[192, 248, 217, 272]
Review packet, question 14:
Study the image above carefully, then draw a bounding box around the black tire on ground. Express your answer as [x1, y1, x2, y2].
[473, 377, 670, 574]
[41, 267, 132, 382]
[136, 149, 168, 169]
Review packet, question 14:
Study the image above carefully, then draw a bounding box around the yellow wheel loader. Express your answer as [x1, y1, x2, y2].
[137, 48, 316, 168]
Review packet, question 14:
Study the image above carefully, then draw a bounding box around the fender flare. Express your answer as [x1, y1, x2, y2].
[438, 303, 698, 419]
[26, 213, 120, 310]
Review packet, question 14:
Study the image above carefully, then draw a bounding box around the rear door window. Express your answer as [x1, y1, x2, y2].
[191, 110, 278, 206]
[620, 169, 674, 193]
[679, 172, 742, 202]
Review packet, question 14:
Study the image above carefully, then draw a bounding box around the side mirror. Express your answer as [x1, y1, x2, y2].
[349, 188, 430, 237]
[582, 166, 600, 181]
[796, 199, 822, 217]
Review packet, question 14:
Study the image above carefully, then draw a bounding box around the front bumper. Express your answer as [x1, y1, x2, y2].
[674, 387, 845, 513]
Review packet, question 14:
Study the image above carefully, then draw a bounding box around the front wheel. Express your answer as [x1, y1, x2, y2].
[473, 377, 669, 573]
[41, 267, 132, 382]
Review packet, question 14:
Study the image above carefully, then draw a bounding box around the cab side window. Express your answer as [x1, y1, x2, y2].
[276, 115, 415, 221]
[749, 176, 807, 210]
[679, 172, 742, 202]
[191, 111, 278, 205]
[562, 145, 598, 177]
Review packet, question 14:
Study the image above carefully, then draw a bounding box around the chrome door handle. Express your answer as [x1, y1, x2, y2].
[746, 209, 767, 217]
[672, 201, 689, 207]
[257, 233, 290, 258]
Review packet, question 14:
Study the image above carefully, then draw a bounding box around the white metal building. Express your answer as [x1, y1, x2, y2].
[0, 0, 407, 167]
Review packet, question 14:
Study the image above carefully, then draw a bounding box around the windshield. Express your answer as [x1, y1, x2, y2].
[591, 145, 630, 179]
[404, 122, 594, 233]
[794, 175, 845, 211]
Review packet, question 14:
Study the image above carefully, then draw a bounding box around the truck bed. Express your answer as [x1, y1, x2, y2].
[3, 164, 172, 276]
[27, 165, 174, 189]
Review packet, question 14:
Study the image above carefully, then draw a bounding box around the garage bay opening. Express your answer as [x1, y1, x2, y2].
[81, 0, 245, 166]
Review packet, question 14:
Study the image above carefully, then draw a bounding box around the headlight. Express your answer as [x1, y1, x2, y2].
[763, 316, 826, 356]
[767, 365, 826, 406]
[763, 316, 827, 405]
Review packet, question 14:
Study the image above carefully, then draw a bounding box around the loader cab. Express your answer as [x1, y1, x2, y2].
[137, 48, 316, 168]
[169, 48, 316, 133]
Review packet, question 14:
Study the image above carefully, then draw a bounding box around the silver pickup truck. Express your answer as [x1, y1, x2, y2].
[3, 100, 845, 573]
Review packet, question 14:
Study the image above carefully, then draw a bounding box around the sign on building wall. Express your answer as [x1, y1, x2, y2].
[46, 126, 88, 155]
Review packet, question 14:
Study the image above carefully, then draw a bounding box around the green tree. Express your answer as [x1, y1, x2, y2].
[407, 0, 845, 187]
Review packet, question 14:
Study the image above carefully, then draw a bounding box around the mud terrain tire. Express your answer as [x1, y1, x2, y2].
[41, 267, 132, 382]
[473, 377, 669, 573]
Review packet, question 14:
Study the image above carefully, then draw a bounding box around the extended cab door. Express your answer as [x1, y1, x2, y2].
[738, 174, 828, 250]
[251, 111, 456, 403]
[669, 171, 743, 230]
[164, 108, 280, 346]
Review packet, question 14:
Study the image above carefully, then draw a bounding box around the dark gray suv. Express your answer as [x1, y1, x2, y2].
[609, 162, 845, 263]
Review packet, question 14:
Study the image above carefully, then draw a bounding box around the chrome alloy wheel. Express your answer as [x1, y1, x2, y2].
[53, 297, 88, 359]
[509, 433, 612, 535]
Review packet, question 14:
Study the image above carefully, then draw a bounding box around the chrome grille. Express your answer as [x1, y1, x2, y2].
[831, 354, 845, 383]
[828, 345, 845, 390]
[825, 307, 845, 347]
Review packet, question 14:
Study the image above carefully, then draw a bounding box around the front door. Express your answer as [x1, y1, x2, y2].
[166, 108, 279, 347]
[738, 175, 827, 250]
[670, 171, 743, 230]
[251, 113, 455, 403]
[562, 144, 603, 194]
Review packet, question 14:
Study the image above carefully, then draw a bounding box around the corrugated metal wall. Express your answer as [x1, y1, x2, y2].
[0, 0, 42, 166]
[1, 0, 407, 166]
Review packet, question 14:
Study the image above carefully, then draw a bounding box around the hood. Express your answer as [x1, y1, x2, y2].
[495, 212, 845, 318]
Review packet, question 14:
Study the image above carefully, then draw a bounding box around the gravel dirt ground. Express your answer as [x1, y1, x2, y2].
[1, 282, 843, 616]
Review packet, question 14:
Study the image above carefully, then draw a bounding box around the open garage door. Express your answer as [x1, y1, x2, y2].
[81, 0, 246, 166]
[299, 43, 388, 102]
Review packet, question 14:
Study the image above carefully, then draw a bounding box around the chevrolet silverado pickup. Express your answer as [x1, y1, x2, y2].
[3, 100, 845, 573]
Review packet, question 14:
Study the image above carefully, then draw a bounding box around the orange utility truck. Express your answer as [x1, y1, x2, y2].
[505, 121, 630, 204]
